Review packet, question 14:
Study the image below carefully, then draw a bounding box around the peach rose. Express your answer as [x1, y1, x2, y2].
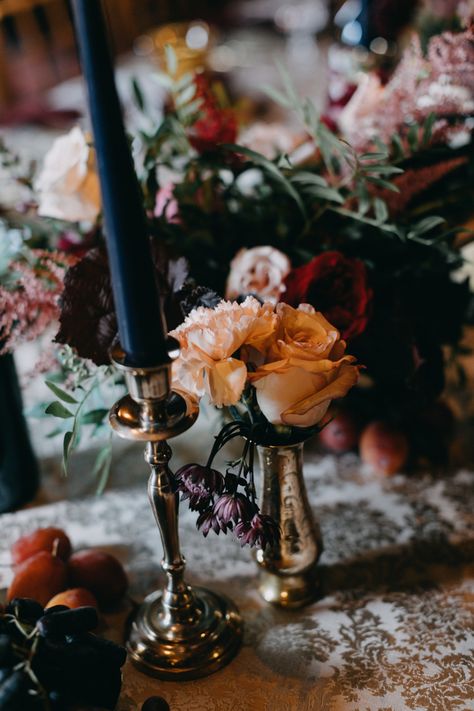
[225, 246, 291, 304]
[170, 296, 278, 407]
[250, 304, 359, 427]
[36, 127, 101, 223]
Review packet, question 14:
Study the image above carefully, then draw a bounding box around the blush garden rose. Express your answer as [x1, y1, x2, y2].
[225, 246, 291, 304]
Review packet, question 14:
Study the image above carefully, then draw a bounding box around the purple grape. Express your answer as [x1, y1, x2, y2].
[5, 598, 44, 623]
[142, 697, 171, 711]
[36, 607, 98, 638]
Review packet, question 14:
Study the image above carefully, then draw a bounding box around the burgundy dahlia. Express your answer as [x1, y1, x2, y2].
[175, 463, 224, 511]
[234, 513, 280, 549]
[284, 251, 372, 341]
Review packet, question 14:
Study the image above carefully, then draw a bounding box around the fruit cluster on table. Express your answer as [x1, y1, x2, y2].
[8, 527, 128, 610]
[318, 400, 454, 475]
[1, 526, 131, 710]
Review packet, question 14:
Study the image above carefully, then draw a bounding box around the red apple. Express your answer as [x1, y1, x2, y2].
[7, 551, 68, 607]
[319, 410, 360, 453]
[67, 550, 128, 608]
[45, 587, 99, 611]
[359, 421, 409, 476]
[11, 527, 71, 566]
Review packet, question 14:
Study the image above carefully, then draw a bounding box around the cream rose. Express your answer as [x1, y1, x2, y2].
[250, 304, 359, 427]
[170, 296, 277, 407]
[225, 246, 291, 304]
[36, 127, 101, 223]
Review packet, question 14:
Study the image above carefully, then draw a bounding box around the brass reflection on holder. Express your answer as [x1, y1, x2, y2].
[109, 347, 242, 680]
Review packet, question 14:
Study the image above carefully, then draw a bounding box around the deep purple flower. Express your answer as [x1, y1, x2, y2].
[213, 493, 251, 525]
[175, 463, 224, 511]
[234, 513, 280, 549]
[196, 508, 229, 537]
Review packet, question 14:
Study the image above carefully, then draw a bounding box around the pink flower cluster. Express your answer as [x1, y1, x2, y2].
[0, 250, 77, 353]
[339, 24, 474, 152]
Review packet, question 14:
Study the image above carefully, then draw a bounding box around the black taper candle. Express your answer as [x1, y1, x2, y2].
[71, 0, 168, 366]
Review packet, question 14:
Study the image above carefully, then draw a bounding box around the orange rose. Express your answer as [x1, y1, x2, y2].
[249, 304, 359, 426]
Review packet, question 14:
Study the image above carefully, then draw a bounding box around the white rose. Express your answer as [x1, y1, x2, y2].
[36, 127, 101, 223]
[225, 246, 291, 304]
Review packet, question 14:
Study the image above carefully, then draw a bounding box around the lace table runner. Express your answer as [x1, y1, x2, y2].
[1, 452, 473, 711]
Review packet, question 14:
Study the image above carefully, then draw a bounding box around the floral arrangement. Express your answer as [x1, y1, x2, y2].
[0, 14, 473, 489]
[171, 296, 359, 545]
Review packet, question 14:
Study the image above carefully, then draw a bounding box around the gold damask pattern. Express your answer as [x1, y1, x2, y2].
[0, 453, 473, 710]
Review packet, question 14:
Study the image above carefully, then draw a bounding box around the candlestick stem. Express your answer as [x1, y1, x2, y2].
[109, 348, 242, 679]
[145, 440, 198, 625]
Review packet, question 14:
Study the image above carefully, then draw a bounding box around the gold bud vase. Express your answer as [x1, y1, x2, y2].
[255, 441, 322, 608]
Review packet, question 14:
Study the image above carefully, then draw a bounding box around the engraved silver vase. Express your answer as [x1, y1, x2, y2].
[255, 441, 322, 608]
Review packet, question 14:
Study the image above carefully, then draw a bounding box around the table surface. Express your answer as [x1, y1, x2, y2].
[1, 443, 473, 711]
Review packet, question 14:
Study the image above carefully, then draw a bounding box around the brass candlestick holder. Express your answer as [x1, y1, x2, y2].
[109, 347, 242, 680]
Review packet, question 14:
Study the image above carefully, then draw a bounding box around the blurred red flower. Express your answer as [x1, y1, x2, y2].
[284, 251, 372, 341]
[188, 75, 237, 153]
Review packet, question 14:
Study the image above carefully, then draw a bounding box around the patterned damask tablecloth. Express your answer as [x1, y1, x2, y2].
[0, 452, 473, 711]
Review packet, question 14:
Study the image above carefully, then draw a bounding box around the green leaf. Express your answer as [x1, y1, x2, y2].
[261, 85, 293, 108]
[152, 73, 173, 90]
[331, 207, 401, 235]
[275, 59, 299, 106]
[302, 98, 318, 132]
[359, 151, 389, 161]
[62, 431, 74, 475]
[372, 136, 390, 155]
[407, 123, 419, 152]
[366, 176, 400, 193]
[46, 427, 65, 439]
[179, 97, 203, 119]
[131, 77, 146, 112]
[45, 401, 74, 419]
[304, 185, 345, 204]
[373, 197, 388, 223]
[360, 165, 404, 175]
[411, 216, 446, 235]
[81, 408, 109, 426]
[164, 44, 178, 77]
[422, 112, 436, 147]
[45, 381, 77, 404]
[175, 82, 197, 107]
[291, 172, 328, 187]
[358, 192, 371, 216]
[391, 133, 405, 159]
[94, 443, 113, 495]
[222, 143, 307, 218]
[174, 72, 194, 90]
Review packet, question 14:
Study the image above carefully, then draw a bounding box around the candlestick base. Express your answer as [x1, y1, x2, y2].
[127, 585, 242, 680]
[109, 347, 243, 681]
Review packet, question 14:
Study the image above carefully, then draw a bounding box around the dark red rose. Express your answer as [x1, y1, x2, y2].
[187, 75, 237, 153]
[284, 251, 372, 341]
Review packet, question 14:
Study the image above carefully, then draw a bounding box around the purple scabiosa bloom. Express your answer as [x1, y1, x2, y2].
[196, 507, 229, 537]
[213, 493, 252, 525]
[175, 463, 224, 511]
[234, 513, 280, 548]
